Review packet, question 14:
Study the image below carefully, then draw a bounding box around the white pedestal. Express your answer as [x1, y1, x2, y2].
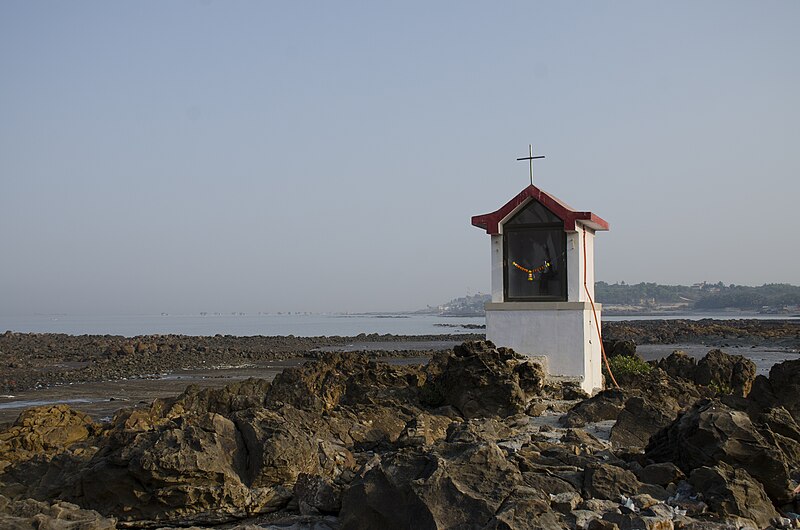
[485, 302, 603, 394]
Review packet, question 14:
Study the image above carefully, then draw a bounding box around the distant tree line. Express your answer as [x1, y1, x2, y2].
[595, 281, 800, 310]
[435, 282, 800, 315]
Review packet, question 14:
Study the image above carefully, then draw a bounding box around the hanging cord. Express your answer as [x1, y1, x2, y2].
[583, 229, 620, 389]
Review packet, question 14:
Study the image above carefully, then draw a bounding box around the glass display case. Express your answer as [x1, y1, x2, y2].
[504, 200, 567, 301]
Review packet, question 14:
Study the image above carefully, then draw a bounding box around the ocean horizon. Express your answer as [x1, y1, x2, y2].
[1, 311, 796, 338]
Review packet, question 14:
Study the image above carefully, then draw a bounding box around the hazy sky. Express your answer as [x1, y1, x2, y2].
[1, 1, 798, 315]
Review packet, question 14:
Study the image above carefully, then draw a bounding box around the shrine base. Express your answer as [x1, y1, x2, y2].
[485, 302, 603, 394]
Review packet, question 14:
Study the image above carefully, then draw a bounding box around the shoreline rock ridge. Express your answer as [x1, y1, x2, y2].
[0, 341, 798, 529]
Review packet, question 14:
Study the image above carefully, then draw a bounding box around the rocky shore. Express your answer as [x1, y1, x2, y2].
[0, 331, 482, 394]
[2, 337, 800, 529]
[2, 319, 796, 396]
[603, 319, 800, 350]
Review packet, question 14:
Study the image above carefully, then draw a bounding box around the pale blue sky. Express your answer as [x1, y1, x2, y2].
[1, 1, 798, 314]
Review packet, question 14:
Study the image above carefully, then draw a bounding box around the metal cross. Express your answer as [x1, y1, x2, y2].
[516, 144, 545, 185]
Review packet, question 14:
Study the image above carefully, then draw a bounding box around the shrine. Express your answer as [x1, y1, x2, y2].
[471, 148, 609, 393]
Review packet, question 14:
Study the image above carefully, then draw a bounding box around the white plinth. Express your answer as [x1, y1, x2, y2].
[485, 302, 603, 394]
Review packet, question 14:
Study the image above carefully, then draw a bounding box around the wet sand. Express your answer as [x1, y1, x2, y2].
[0, 360, 304, 424]
[0, 352, 432, 425]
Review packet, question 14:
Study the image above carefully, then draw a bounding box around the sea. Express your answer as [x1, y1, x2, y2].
[0, 312, 796, 337]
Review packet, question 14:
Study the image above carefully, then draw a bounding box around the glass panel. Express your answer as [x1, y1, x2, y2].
[506, 199, 561, 225]
[505, 228, 567, 300]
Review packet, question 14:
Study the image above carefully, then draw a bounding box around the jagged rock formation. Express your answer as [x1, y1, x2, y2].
[0, 341, 797, 529]
[0, 405, 99, 473]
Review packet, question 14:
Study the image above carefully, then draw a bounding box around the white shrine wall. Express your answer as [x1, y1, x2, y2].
[485, 302, 603, 393]
[485, 221, 603, 394]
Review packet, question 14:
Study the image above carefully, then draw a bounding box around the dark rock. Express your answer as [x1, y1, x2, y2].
[293, 473, 342, 515]
[587, 518, 620, 530]
[562, 388, 627, 427]
[422, 341, 544, 419]
[603, 339, 638, 359]
[520, 467, 581, 496]
[266, 352, 421, 413]
[655, 349, 697, 381]
[444, 417, 518, 446]
[339, 441, 561, 529]
[768, 359, 800, 422]
[694, 349, 756, 396]
[746, 374, 778, 411]
[583, 464, 667, 502]
[578, 498, 624, 515]
[66, 412, 256, 524]
[493, 485, 564, 529]
[396, 412, 456, 447]
[571, 509, 602, 529]
[646, 398, 799, 504]
[168, 378, 272, 415]
[324, 403, 411, 450]
[604, 370, 708, 449]
[550, 491, 582, 513]
[630, 493, 660, 510]
[636, 462, 685, 487]
[602, 319, 800, 350]
[58, 403, 356, 525]
[609, 396, 680, 449]
[602, 511, 674, 530]
[561, 428, 608, 454]
[0, 494, 116, 529]
[688, 463, 779, 528]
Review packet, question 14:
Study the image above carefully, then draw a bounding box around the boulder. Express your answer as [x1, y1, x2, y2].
[60, 403, 356, 526]
[266, 352, 422, 413]
[339, 441, 562, 529]
[293, 473, 342, 515]
[322, 403, 411, 450]
[550, 491, 582, 513]
[602, 339, 638, 359]
[396, 412, 457, 447]
[0, 494, 116, 530]
[654, 349, 757, 397]
[768, 359, 800, 422]
[561, 389, 627, 428]
[565, 369, 708, 450]
[646, 398, 799, 504]
[694, 349, 756, 397]
[421, 341, 545, 419]
[689, 463, 780, 528]
[583, 464, 667, 501]
[0, 405, 97, 470]
[635, 462, 685, 487]
[601, 511, 675, 530]
[587, 518, 621, 530]
[655, 350, 697, 381]
[609, 396, 682, 449]
[66, 412, 256, 525]
[109, 378, 273, 433]
[169, 378, 272, 415]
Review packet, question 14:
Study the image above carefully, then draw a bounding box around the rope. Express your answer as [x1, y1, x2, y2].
[583, 229, 619, 389]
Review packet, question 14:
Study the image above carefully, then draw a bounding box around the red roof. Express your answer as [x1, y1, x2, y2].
[471, 184, 609, 234]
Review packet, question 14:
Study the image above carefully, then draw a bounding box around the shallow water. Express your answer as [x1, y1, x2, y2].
[0, 313, 487, 337]
[636, 343, 799, 377]
[2, 312, 795, 337]
[0, 359, 305, 424]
